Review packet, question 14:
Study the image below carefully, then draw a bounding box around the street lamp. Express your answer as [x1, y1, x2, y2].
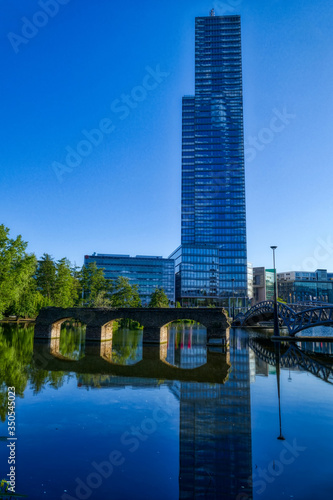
[270, 246, 280, 337]
[231, 278, 235, 320]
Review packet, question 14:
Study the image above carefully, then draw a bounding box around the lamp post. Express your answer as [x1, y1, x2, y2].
[270, 246, 280, 337]
[231, 278, 235, 320]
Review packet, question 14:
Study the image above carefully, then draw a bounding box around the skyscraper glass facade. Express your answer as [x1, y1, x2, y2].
[170, 13, 247, 307]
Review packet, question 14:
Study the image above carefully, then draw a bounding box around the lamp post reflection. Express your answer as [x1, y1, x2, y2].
[275, 343, 286, 441]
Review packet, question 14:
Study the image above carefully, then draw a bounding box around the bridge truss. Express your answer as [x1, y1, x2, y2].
[237, 301, 333, 336]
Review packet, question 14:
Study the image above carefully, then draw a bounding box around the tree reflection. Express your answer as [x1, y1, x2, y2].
[58, 325, 86, 360]
[0, 323, 144, 416]
[0, 324, 34, 421]
[111, 328, 142, 365]
[0, 324, 73, 418]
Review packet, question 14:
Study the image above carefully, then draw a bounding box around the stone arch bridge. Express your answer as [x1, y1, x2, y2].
[34, 307, 230, 344]
[235, 301, 333, 336]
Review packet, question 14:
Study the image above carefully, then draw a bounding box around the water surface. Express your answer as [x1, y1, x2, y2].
[0, 323, 332, 499]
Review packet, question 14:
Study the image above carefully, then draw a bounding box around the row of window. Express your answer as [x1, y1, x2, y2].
[181, 264, 220, 272]
[180, 244, 246, 252]
[182, 239, 246, 247]
[196, 17, 240, 23]
[182, 119, 242, 126]
[183, 154, 244, 160]
[220, 251, 247, 258]
[196, 32, 241, 37]
[182, 246, 218, 254]
[183, 256, 220, 264]
[182, 214, 246, 221]
[87, 262, 174, 271]
[183, 140, 243, 146]
[196, 42, 241, 48]
[182, 223, 245, 231]
[183, 129, 242, 135]
[183, 179, 244, 187]
[183, 220, 245, 228]
[196, 26, 240, 32]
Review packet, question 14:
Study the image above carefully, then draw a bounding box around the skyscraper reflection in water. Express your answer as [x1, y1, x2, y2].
[168, 327, 252, 499]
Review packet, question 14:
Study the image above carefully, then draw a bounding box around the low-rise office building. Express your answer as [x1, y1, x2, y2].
[84, 254, 175, 306]
[277, 269, 333, 304]
[252, 267, 275, 304]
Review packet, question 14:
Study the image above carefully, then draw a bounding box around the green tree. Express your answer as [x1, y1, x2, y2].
[9, 277, 45, 319]
[110, 276, 141, 308]
[80, 262, 109, 306]
[148, 287, 169, 308]
[93, 290, 112, 308]
[53, 258, 79, 308]
[36, 253, 56, 304]
[0, 225, 37, 319]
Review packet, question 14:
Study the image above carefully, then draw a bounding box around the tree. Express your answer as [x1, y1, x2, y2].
[0, 225, 37, 319]
[36, 254, 56, 304]
[109, 276, 141, 308]
[80, 262, 109, 306]
[93, 290, 112, 308]
[53, 258, 79, 308]
[148, 287, 169, 308]
[8, 277, 45, 319]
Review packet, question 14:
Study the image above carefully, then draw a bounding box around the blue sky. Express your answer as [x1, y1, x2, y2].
[1, 0, 333, 272]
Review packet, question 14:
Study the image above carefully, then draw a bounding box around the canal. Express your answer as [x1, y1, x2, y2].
[0, 322, 332, 499]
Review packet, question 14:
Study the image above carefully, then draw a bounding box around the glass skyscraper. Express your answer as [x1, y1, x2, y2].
[170, 11, 247, 308]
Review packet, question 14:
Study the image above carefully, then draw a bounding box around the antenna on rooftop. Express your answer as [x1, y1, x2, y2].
[210, 8, 215, 16]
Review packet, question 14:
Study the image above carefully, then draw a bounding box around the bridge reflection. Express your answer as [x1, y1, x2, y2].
[249, 337, 333, 384]
[33, 329, 230, 385]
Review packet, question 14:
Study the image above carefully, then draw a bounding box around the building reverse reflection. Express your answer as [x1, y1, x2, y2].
[169, 327, 252, 499]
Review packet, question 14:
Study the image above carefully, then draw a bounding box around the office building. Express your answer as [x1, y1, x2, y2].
[277, 269, 333, 304]
[253, 267, 275, 303]
[84, 254, 175, 306]
[170, 11, 247, 308]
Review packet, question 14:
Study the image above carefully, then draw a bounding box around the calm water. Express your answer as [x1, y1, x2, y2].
[0, 323, 333, 499]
